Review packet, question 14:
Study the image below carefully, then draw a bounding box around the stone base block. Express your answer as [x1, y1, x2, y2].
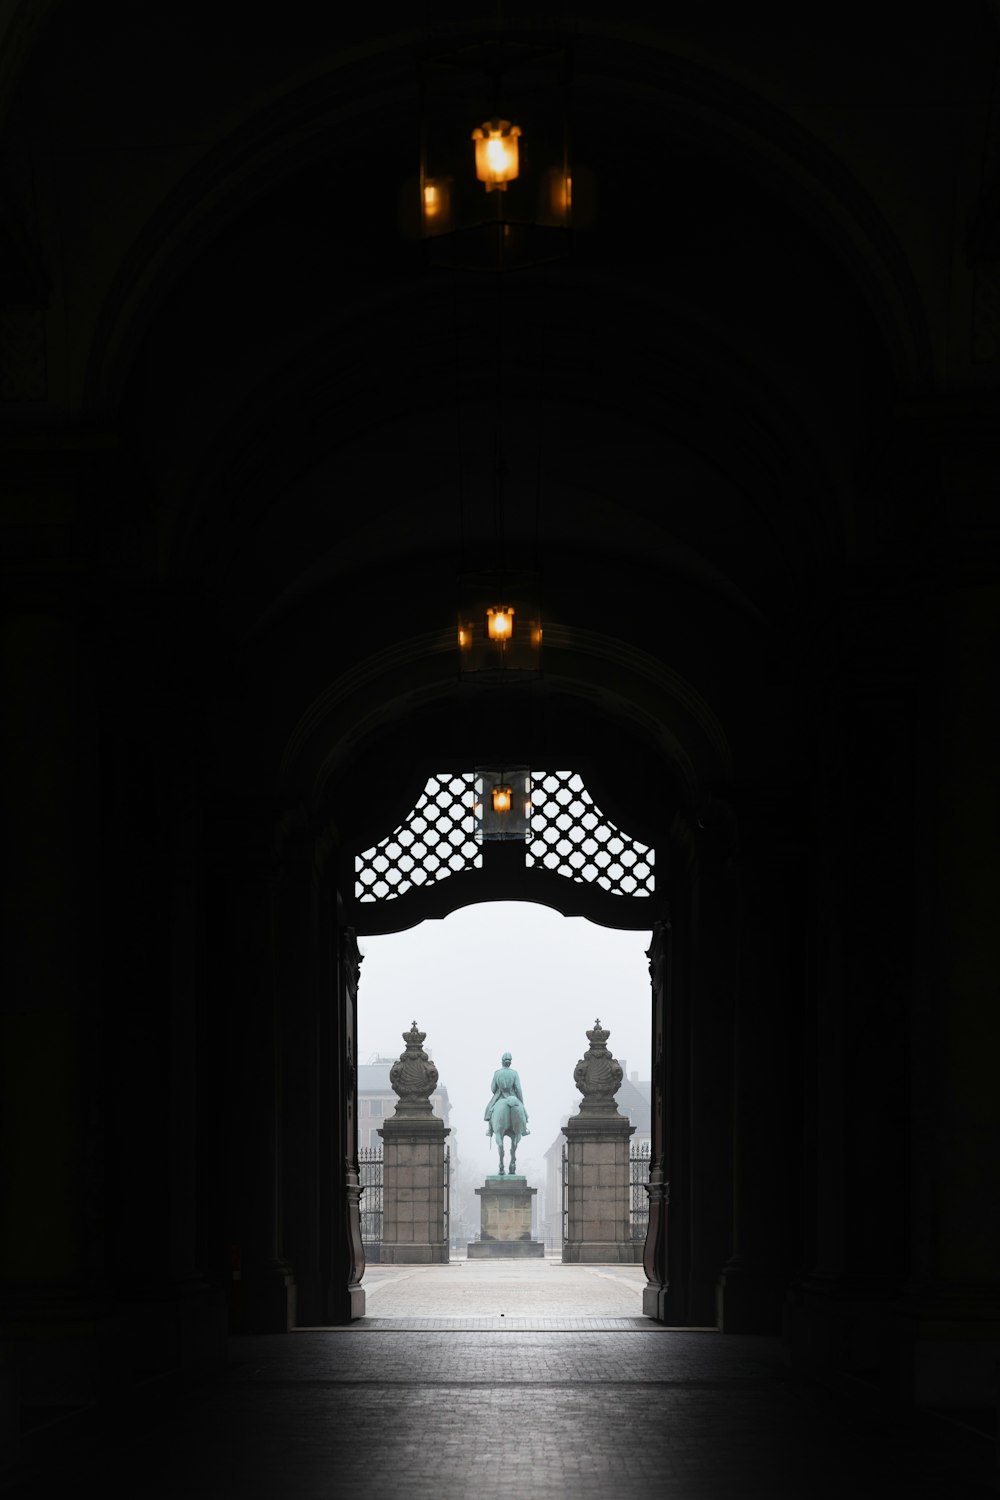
[380, 1243, 449, 1265]
[476, 1179, 537, 1243]
[467, 1240, 545, 1259]
[643, 1281, 668, 1321]
[563, 1241, 641, 1264]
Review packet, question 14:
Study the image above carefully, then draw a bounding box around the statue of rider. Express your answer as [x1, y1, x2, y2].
[484, 1051, 530, 1138]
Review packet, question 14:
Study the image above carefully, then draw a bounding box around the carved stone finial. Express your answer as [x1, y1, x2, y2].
[572, 1018, 625, 1115]
[388, 1020, 438, 1116]
[586, 1017, 611, 1048]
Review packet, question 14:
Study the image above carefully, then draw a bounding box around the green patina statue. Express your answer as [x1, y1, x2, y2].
[484, 1050, 530, 1175]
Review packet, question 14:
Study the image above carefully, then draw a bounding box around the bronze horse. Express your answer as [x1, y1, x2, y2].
[487, 1093, 528, 1175]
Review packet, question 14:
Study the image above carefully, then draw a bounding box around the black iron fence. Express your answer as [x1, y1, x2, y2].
[629, 1141, 651, 1242]
[443, 1144, 450, 1246]
[359, 1146, 383, 1262]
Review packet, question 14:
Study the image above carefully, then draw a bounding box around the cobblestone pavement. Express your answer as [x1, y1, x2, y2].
[9, 1267, 992, 1499]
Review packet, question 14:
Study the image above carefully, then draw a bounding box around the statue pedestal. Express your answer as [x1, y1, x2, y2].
[468, 1178, 545, 1259]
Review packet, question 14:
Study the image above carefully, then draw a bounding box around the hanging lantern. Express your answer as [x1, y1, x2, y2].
[414, 39, 590, 270]
[477, 767, 531, 842]
[472, 119, 521, 191]
[457, 578, 541, 677]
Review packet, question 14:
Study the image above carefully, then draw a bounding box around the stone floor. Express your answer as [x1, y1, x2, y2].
[349, 1254, 654, 1328]
[7, 1260, 995, 1498]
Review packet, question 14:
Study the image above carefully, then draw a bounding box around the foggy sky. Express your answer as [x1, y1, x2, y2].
[357, 902, 651, 1184]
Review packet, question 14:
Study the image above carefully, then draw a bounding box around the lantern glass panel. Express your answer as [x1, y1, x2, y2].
[476, 768, 531, 842]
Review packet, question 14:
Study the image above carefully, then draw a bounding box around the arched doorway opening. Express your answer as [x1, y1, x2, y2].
[323, 752, 691, 1326]
[265, 639, 744, 1335]
[227, 694, 779, 1337]
[356, 899, 652, 1311]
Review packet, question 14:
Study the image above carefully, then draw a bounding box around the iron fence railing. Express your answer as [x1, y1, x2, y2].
[443, 1145, 450, 1245]
[359, 1146, 383, 1262]
[629, 1141, 651, 1241]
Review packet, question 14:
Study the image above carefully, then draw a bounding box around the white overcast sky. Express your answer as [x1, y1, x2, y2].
[357, 901, 651, 1184]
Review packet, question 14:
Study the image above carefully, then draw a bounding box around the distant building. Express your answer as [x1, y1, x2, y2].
[617, 1068, 652, 1151]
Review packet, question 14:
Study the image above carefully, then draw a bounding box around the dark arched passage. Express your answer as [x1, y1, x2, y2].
[4, 6, 998, 1454]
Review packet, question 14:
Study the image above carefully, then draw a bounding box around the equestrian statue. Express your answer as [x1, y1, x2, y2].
[484, 1050, 530, 1175]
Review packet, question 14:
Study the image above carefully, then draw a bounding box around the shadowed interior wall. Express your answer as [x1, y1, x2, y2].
[1, 3, 998, 1455]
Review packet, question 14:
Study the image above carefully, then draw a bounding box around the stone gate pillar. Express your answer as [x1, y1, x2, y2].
[378, 1022, 450, 1264]
[562, 1020, 638, 1264]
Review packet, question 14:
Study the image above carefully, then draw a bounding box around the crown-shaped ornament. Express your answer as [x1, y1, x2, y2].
[388, 1019, 438, 1116]
[586, 1017, 611, 1049]
[572, 1017, 624, 1114]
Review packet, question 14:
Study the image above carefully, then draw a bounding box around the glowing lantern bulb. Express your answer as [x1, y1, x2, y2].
[487, 606, 514, 642]
[472, 120, 521, 192]
[492, 786, 512, 814]
[486, 138, 508, 175]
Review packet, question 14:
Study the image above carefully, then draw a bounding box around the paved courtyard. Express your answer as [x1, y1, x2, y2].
[348, 1254, 654, 1328]
[8, 1260, 992, 1498]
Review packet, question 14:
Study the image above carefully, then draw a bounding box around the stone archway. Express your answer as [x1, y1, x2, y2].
[262, 633, 741, 1331]
[342, 766, 666, 1303]
[321, 760, 691, 1326]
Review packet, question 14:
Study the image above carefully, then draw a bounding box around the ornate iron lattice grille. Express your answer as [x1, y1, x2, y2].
[354, 769, 654, 902]
[355, 772, 480, 903]
[526, 771, 655, 897]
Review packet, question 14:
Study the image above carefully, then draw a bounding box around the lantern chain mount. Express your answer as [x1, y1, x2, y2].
[354, 771, 655, 904]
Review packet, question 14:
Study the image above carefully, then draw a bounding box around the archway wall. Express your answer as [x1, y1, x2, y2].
[1, 7, 953, 621]
[5, 3, 994, 1425]
[269, 626, 762, 1331]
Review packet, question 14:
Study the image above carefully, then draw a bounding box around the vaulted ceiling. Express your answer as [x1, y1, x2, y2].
[2, 2, 996, 838]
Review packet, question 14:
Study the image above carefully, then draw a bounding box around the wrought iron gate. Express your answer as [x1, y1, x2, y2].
[444, 1144, 450, 1247]
[359, 1146, 383, 1263]
[629, 1141, 651, 1242]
